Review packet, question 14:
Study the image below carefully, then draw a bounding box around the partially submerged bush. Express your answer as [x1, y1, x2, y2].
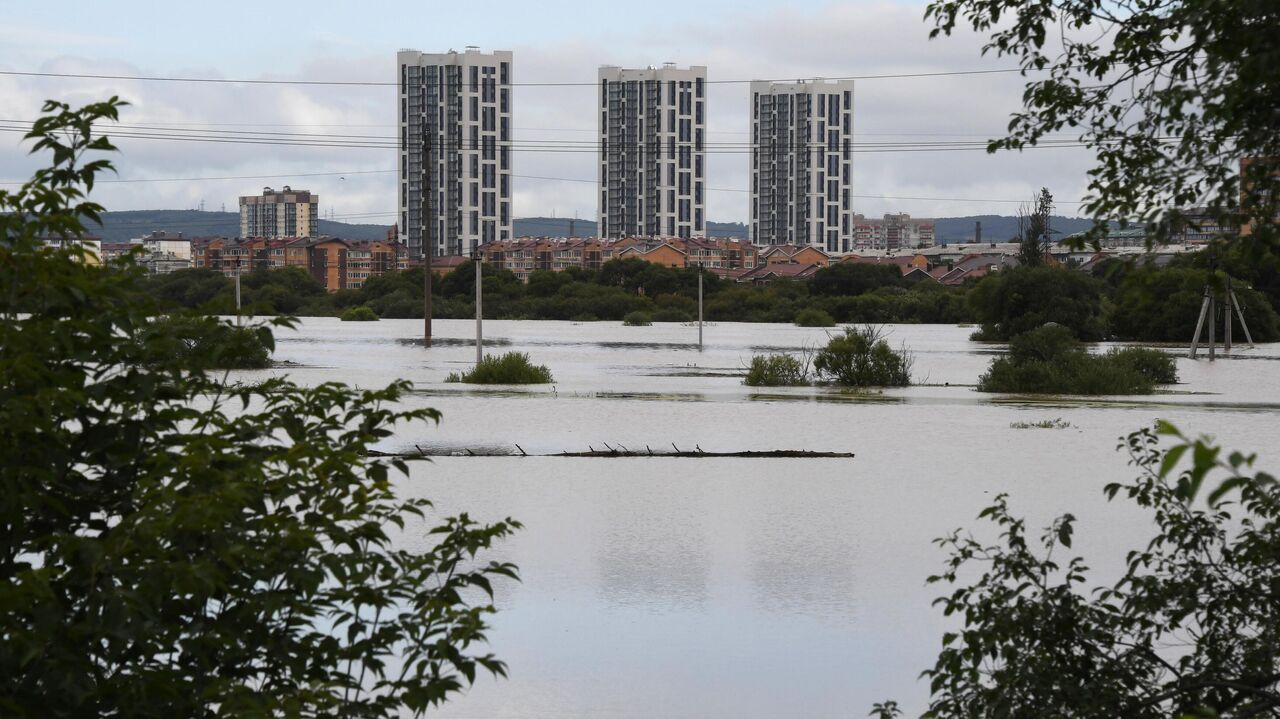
[813, 326, 912, 387]
[622, 311, 652, 326]
[744, 353, 811, 386]
[145, 314, 275, 369]
[794, 307, 836, 327]
[978, 325, 1178, 394]
[446, 351, 553, 384]
[340, 305, 379, 321]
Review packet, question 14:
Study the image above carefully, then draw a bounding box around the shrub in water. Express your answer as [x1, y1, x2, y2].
[977, 325, 1178, 394]
[445, 351, 554, 384]
[794, 307, 836, 327]
[813, 326, 912, 387]
[340, 305, 379, 321]
[744, 353, 811, 386]
[145, 314, 275, 369]
[1105, 346, 1178, 385]
[622, 311, 653, 326]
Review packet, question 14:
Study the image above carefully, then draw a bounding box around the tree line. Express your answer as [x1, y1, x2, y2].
[138, 250, 1280, 342]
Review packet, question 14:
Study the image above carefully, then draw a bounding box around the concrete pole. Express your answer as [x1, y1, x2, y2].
[697, 266, 704, 350]
[235, 270, 241, 312]
[1230, 287, 1256, 346]
[475, 251, 483, 365]
[1225, 280, 1233, 355]
[1208, 294, 1216, 362]
[422, 132, 432, 346]
[1190, 288, 1210, 358]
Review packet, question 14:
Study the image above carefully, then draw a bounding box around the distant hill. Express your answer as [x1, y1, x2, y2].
[934, 215, 1100, 244]
[91, 210, 391, 243]
[515, 217, 748, 239]
[95, 210, 1100, 246]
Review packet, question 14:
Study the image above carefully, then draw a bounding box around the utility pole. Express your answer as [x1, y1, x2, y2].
[697, 263, 704, 350]
[422, 131, 433, 346]
[1225, 278, 1233, 354]
[474, 243, 483, 364]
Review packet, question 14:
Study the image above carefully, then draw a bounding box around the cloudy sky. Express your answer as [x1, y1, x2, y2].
[0, 0, 1098, 226]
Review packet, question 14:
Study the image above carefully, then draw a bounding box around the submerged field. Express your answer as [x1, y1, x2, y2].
[227, 318, 1280, 718]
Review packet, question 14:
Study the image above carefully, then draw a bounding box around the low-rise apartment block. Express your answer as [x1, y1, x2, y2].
[192, 237, 406, 291]
[850, 213, 936, 251]
[481, 236, 759, 282]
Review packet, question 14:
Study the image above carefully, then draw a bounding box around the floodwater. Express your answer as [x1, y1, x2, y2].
[237, 318, 1280, 718]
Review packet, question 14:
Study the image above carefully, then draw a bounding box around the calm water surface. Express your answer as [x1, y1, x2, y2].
[234, 319, 1280, 718]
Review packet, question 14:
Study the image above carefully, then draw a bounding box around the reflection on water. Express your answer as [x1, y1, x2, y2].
[226, 319, 1280, 719]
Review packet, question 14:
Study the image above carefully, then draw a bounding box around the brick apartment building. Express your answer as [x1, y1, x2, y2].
[193, 237, 406, 291]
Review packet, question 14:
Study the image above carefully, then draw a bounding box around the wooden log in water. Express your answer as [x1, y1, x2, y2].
[367, 448, 854, 459]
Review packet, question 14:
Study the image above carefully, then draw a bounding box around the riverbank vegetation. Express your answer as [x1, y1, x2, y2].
[977, 325, 1177, 395]
[133, 256, 1280, 346]
[445, 351, 554, 384]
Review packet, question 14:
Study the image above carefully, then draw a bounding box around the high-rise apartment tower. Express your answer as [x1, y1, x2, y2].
[598, 64, 706, 239]
[239, 186, 318, 238]
[749, 80, 855, 252]
[398, 48, 513, 258]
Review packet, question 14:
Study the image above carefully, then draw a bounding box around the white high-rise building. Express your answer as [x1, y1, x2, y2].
[749, 80, 855, 252]
[598, 64, 706, 239]
[398, 48, 513, 259]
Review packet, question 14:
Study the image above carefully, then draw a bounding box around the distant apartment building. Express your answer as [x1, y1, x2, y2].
[749, 80, 856, 253]
[193, 237, 405, 291]
[239, 186, 319, 238]
[480, 236, 757, 282]
[598, 64, 707, 239]
[851, 213, 936, 251]
[398, 48, 513, 260]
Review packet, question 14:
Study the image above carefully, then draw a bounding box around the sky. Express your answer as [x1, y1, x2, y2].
[0, 0, 1100, 228]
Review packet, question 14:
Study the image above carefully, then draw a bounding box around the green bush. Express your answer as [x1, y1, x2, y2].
[813, 326, 912, 387]
[969, 266, 1108, 341]
[744, 353, 811, 386]
[652, 307, 693, 323]
[1110, 266, 1280, 342]
[145, 314, 274, 369]
[445, 351, 554, 384]
[977, 325, 1178, 394]
[794, 307, 836, 327]
[622, 311, 653, 326]
[339, 305, 379, 321]
[1105, 346, 1179, 384]
[2, 99, 518, 718]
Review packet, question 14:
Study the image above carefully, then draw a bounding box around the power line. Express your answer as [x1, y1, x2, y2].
[0, 67, 1026, 88]
[0, 124, 1113, 154]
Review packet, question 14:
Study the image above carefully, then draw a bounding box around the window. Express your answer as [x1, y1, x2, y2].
[500, 61, 509, 84]
[470, 65, 478, 90]
[695, 77, 703, 98]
